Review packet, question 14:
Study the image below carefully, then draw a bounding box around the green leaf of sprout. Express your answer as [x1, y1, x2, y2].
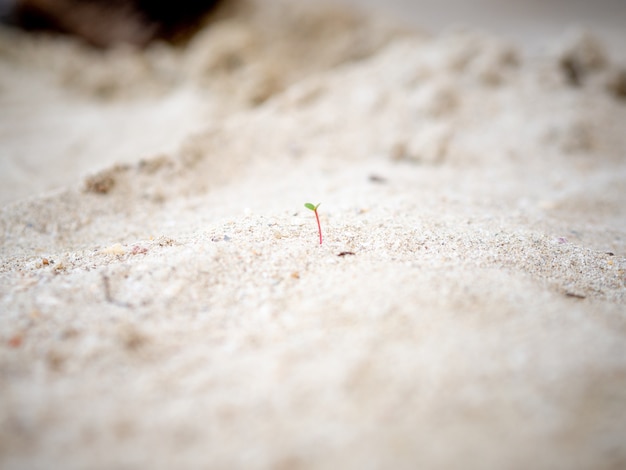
[304, 202, 318, 211]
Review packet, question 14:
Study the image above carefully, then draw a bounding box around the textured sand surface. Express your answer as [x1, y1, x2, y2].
[1, 1, 626, 468]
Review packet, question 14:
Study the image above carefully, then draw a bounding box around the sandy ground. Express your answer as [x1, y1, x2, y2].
[1, 0, 626, 468]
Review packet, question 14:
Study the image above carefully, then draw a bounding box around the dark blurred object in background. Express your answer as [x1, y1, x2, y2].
[4, 0, 223, 47]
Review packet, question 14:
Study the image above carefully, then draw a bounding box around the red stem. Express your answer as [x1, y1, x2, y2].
[314, 209, 322, 245]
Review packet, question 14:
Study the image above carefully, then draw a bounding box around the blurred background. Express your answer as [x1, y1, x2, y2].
[0, 0, 624, 204]
[346, 0, 626, 57]
[1, 0, 625, 55]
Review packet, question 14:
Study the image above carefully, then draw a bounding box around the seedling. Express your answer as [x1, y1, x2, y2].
[304, 202, 322, 245]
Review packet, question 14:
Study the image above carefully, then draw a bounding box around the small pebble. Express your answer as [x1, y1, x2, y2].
[103, 243, 125, 255]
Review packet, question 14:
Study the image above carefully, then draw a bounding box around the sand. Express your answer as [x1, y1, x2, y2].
[1, 1, 626, 468]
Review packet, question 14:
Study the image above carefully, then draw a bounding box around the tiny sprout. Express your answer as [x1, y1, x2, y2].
[304, 202, 322, 245]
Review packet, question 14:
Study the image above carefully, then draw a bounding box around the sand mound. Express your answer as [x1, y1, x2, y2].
[1, 1, 625, 468]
